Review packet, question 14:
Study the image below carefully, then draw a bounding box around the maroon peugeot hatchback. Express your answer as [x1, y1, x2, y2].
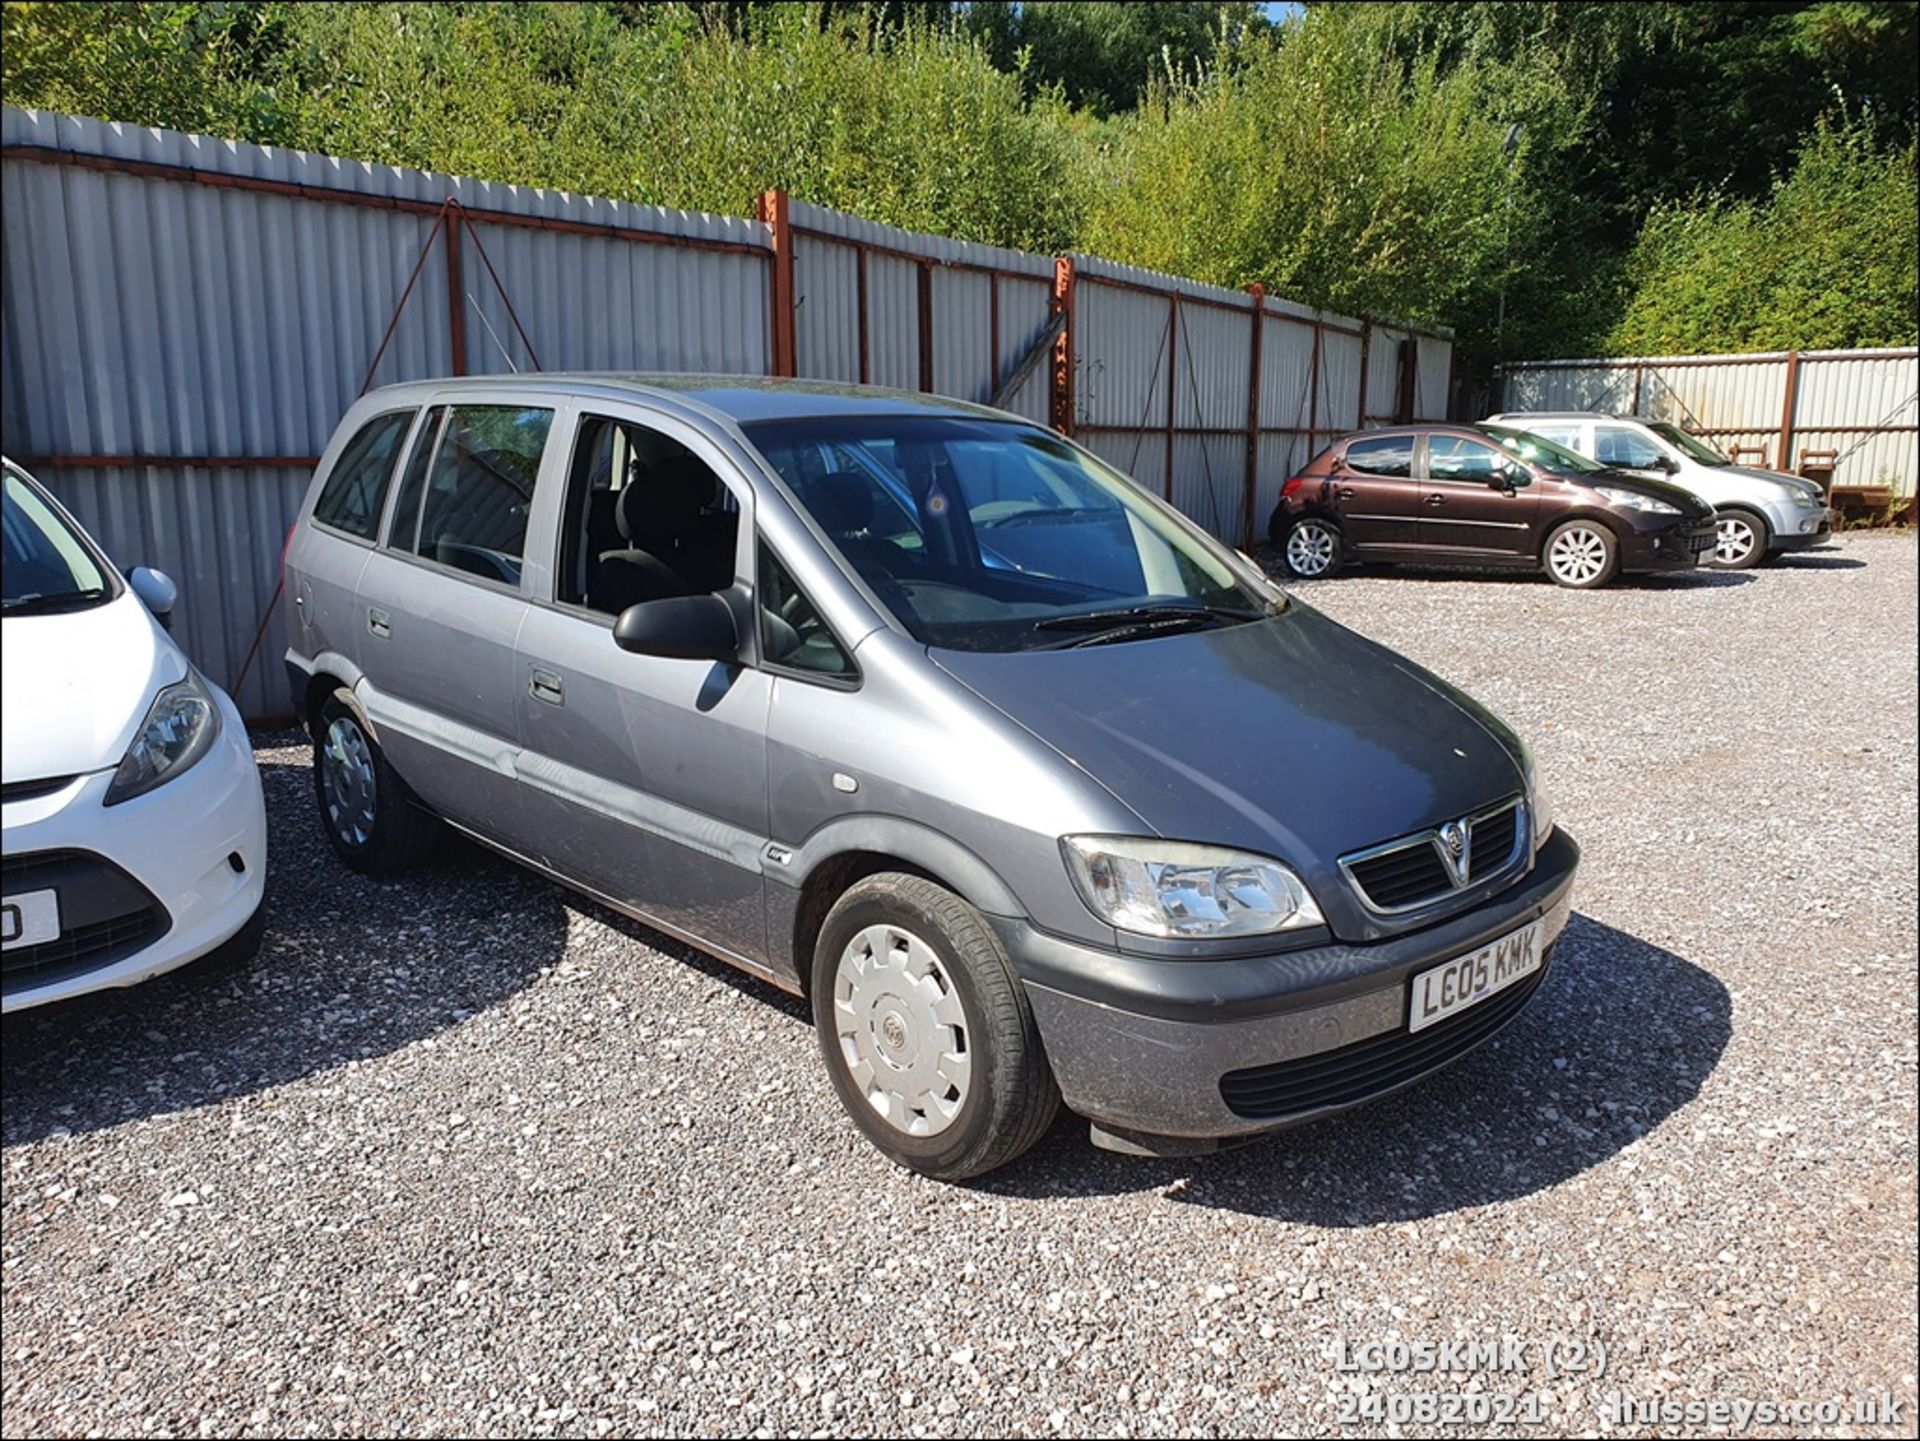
[1268, 424, 1718, 589]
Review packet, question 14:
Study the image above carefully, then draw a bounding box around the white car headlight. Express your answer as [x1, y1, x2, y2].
[1519, 741, 1555, 851]
[1788, 488, 1824, 509]
[1595, 486, 1680, 515]
[104, 671, 221, 806]
[1061, 836, 1325, 939]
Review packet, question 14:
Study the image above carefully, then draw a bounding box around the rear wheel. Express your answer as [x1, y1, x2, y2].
[312, 690, 440, 874]
[1282, 517, 1343, 579]
[1544, 520, 1619, 589]
[1708, 508, 1769, 570]
[813, 873, 1059, 1181]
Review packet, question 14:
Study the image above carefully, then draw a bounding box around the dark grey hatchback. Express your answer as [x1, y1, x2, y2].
[284, 375, 1579, 1179]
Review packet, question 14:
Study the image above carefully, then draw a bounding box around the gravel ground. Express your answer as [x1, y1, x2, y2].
[4, 532, 1915, 1438]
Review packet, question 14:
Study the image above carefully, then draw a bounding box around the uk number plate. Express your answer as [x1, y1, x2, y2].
[1, 889, 61, 951]
[1408, 918, 1544, 1033]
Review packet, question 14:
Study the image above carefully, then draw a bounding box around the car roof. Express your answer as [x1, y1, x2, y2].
[358, 372, 1023, 429]
[1484, 411, 1661, 422]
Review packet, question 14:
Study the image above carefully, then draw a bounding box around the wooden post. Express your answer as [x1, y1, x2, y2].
[755, 189, 797, 377]
[988, 274, 1001, 403]
[445, 206, 466, 376]
[1244, 284, 1265, 546]
[1778, 350, 1802, 473]
[1050, 256, 1076, 436]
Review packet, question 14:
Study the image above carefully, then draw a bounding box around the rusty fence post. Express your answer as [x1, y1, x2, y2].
[1244, 284, 1265, 546]
[917, 260, 935, 393]
[445, 205, 466, 375]
[756, 189, 797, 378]
[1778, 349, 1802, 472]
[1050, 256, 1076, 436]
[1164, 294, 1179, 501]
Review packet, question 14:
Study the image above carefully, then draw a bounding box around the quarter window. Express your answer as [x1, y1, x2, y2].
[1595, 426, 1667, 469]
[1343, 435, 1414, 478]
[404, 406, 553, 585]
[758, 544, 856, 682]
[312, 411, 414, 540]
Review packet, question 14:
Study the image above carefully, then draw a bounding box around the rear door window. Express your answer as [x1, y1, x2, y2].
[1343, 435, 1414, 477]
[402, 405, 553, 586]
[312, 410, 414, 540]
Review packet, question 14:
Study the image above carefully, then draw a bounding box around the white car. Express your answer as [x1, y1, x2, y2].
[1484, 412, 1833, 569]
[2, 458, 266, 1011]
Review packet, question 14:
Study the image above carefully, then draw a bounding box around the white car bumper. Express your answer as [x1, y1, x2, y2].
[1, 690, 267, 1012]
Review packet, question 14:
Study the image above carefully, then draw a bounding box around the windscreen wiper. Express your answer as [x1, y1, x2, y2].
[2, 587, 108, 615]
[1032, 602, 1268, 633]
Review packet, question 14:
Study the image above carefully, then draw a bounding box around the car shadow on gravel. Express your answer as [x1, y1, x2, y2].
[1, 744, 572, 1147]
[981, 913, 1732, 1223]
[1769, 553, 1867, 570]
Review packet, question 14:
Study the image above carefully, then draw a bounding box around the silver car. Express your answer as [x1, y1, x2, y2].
[1484, 411, 1832, 569]
[285, 376, 1578, 1180]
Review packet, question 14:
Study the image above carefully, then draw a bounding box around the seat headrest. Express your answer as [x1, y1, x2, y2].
[806, 470, 876, 536]
[615, 454, 716, 543]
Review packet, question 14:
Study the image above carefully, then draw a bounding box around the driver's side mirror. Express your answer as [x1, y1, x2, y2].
[613, 593, 737, 662]
[1491, 464, 1532, 494]
[128, 566, 178, 629]
[1654, 454, 1680, 474]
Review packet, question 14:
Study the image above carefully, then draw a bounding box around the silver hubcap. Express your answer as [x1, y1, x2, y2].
[832, 923, 971, 1138]
[1286, 522, 1337, 576]
[321, 716, 378, 847]
[1715, 516, 1757, 565]
[1548, 527, 1608, 585]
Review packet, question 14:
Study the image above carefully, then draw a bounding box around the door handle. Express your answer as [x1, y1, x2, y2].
[1424, 494, 1447, 506]
[529, 668, 565, 706]
[367, 607, 391, 638]
[1337, 487, 1356, 500]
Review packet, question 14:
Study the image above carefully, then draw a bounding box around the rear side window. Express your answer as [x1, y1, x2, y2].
[1344, 435, 1414, 477]
[312, 411, 414, 539]
[397, 406, 553, 585]
[1595, 426, 1666, 468]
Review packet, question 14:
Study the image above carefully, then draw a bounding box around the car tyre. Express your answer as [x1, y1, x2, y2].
[1708, 508, 1769, 570]
[1281, 517, 1343, 579]
[1543, 520, 1620, 589]
[312, 689, 440, 874]
[812, 873, 1060, 1181]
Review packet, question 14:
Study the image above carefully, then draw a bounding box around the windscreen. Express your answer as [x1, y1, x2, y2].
[1648, 421, 1733, 466]
[1478, 424, 1606, 474]
[744, 416, 1278, 653]
[3, 469, 113, 615]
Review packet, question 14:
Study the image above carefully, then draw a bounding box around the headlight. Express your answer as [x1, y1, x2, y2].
[1788, 489, 1823, 509]
[1519, 741, 1555, 851]
[1061, 836, 1325, 939]
[1595, 486, 1679, 515]
[104, 671, 221, 806]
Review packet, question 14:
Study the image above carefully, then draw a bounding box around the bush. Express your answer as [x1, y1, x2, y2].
[1609, 116, 1919, 353]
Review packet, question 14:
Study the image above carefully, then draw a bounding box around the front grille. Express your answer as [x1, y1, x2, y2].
[3, 849, 169, 991]
[1220, 963, 1549, 1119]
[1688, 531, 1717, 554]
[1, 775, 76, 804]
[1341, 798, 1526, 915]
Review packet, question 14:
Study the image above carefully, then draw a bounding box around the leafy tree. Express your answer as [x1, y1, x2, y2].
[966, 1, 1269, 115]
[1609, 115, 1919, 352]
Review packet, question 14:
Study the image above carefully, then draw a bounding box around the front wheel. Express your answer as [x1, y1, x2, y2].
[1543, 520, 1620, 589]
[312, 690, 441, 874]
[1282, 517, 1343, 579]
[1708, 509, 1769, 570]
[813, 873, 1060, 1181]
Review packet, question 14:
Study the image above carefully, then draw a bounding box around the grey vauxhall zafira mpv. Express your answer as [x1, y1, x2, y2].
[284, 375, 1580, 1180]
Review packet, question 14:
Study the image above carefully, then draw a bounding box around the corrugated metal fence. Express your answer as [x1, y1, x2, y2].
[1498, 349, 1919, 497]
[2, 106, 1452, 718]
